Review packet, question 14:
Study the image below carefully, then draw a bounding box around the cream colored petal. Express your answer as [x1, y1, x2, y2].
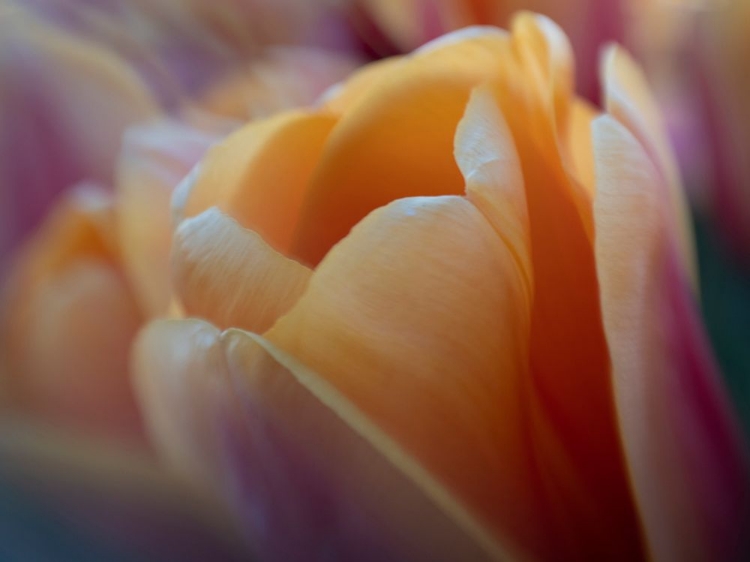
[601, 45, 697, 289]
[172, 208, 312, 333]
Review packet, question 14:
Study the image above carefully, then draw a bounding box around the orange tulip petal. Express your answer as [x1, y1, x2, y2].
[181, 110, 338, 255]
[594, 114, 750, 562]
[133, 317, 518, 561]
[267, 191, 541, 552]
[565, 99, 598, 195]
[172, 208, 312, 333]
[290, 27, 508, 265]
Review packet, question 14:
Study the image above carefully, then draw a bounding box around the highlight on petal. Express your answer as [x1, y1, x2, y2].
[0, 6, 158, 265]
[601, 45, 697, 287]
[593, 114, 750, 562]
[116, 117, 227, 317]
[1, 187, 144, 445]
[454, 86, 532, 293]
[171, 208, 312, 333]
[0, 419, 247, 562]
[133, 318, 520, 561]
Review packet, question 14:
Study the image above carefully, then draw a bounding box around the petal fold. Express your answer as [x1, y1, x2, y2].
[171, 208, 312, 333]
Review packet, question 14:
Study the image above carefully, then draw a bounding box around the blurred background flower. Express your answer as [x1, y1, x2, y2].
[0, 0, 361, 275]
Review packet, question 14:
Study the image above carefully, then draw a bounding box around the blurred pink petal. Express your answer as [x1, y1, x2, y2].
[595, 47, 750, 562]
[0, 6, 159, 271]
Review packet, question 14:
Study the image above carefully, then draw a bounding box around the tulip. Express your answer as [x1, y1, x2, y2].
[133, 13, 750, 562]
[353, 0, 627, 99]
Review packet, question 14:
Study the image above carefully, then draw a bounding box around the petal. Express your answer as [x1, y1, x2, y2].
[593, 114, 750, 562]
[117, 118, 226, 317]
[0, 8, 158, 263]
[454, 86, 532, 293]
[267, 193, 541, 553]
[172, 208, 312, 333]
[1, 188, 144, 445]
[180, 110, 338, 255]
[132, 319, 228, 487]
[565, 99, 598, 195]
[601, 45, 697, 287]
[483, 18, 642, 557]
[133, 318, 517, 561]
[289, 27, 509, 265]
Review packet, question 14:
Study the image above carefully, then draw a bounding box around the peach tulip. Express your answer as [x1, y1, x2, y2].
[133, 13, 750, 562]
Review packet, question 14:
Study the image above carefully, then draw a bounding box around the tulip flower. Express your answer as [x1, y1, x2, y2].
[353, 0, 627, 99]
[132, 13, 750, 562]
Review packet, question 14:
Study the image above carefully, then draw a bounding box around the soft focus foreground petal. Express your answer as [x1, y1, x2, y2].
[602, 45, 697, 288]
[200, 47, 360, 120]
[594, 114, 750, 562]
[1, 187, 144, 445]
[290, 27, 509, 265]
[133, 318, 518, 561]
[132, 319, 228, 488]
[0, 7, 158, 266]
[179, 111, 337, 255]
[268, 194, 541, 555]
[0, 420, 247, 562]
[172, 208, 312, 333]
[116, 118, 227, 317]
